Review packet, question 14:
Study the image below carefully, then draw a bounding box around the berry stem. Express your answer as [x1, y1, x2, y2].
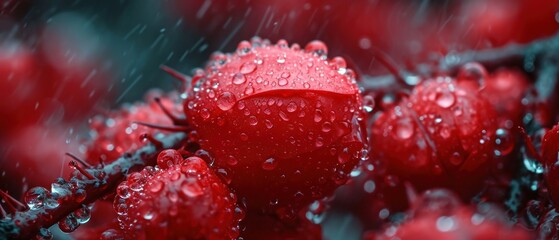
[360, 32, 559, 94]
[0, 132, 187, 239]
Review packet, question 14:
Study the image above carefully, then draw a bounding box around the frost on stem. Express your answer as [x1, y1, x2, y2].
[0, 132, 187, 239]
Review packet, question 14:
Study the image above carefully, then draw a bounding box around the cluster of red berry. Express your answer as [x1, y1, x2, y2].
[1, 1, 559, 240]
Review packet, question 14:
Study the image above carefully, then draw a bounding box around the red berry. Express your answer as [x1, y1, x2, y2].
[113, 150, 242, 239]
[367, 189, 533, 240]
[241, 212, 322, 240]
[543, 124, 559, 209]
[370, 76, 499, 199]
[85, 91, 183, 165]
[184, 39, 367, 220]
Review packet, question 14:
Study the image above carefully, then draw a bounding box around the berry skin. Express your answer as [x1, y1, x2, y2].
[113, 150, 242, 239]
[370, 76, 499, 199]
[366, 189, 533, 240]
[85, 91, 183, 165]
[184, 39, 367, 220]
[542, 124, 559, 209]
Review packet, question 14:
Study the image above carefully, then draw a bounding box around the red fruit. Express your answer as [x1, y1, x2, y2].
[184, 39, 367, 220]
[370, 76, 499, 199]
[367, 189, 533, 240]
[543, 123, 559, 209]
[241, 212, 322, 240]
[85, 91, 183, 165]
[113, 150, 242, 239]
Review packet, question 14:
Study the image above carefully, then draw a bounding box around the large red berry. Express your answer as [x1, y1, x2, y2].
[85, 91, 183, 165]
[184, 39, 367, 219]
[367, 189, 533, 240]
[113, 150, 242, 239]
[370, 76, 499, 198]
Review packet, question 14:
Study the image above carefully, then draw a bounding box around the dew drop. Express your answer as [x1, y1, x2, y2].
[59, 214, 79, 233]
[449, 152, 463, 166]
[74, 206, 91, 224]
[287, 102, 298, 112]
[248, 116, 258, 126]
[149, 180, 164, 193]
[338, 147, 350, 163]
[240, 62, 257, 74]
[116, 184, 131, 199]
[303, 82, 311, 89]
[236, 41, 252, 56]
[305, 40, 328, 58]
[37, 228, 53, 240]
[435, 91, 456, 108]
[394, 120, 414, 140]
[24, 187, 49, 210]
[217, 92, 236, 111]
[265, 119, 273, 129]
[181, 181, 203, 197]
[314, 109, 323, 123]
[262, 157, 278, 171]
[232, 73, 247, 85]
[278, 78, 288, 86]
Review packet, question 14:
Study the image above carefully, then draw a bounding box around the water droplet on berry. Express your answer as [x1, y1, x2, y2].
[265, 119, 273, 129]
[277, 56, 286, 64]
[286, 102, 298, 112]
[236, 41, 252, 56]
[322, 122, 332, 133]
[149, 180, 164, 193]
[117, 184, 131, 199]
[248, 116, 258, 126]
[303, 82, 311, 89]
[240, 62, 257, 74]
[262, 157, 278, 171]
[305, 40, 328, 59]
[181, 181, 203, 197]
[314, 109, 323, 122]
[37, 228, 53, 240]
[394, 120, 414, 139]
[217, 92, 236, 111]
[449, 152, 463, 166]
[227, 155, 238, 166]
[232, 73, 246, 85]
[457, 62, 488, 88]
[435, 91, 456, 108]
[278, 78, 288, 86]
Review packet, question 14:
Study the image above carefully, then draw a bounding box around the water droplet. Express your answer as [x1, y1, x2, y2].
[236, 41, 252, 56]
[436, 216, 456, 232]
[217, 92, 236, 111]
[149, 180, 164, 193]
[181, 181, 203, 197]
[227, 155, 238, 166]
[435, 91, 456, 108]
[240, 62, 257, 74]
[279, 111, 289, 121]
[262, 157, 278, 171]
[314, 110, 323, 122]
[495, 128, 514, 156]
[305, 40, 328, 58]
[278, 78, 288, 86]
[24, 187, 49, 210]
[363, 180, 376, 193]
[449, 152, 463, 166]
[277, 56, 286, 64]
[394, 120, 414, 139]
[74, 206, 91, 224]
[59, 214, 80, 232]
[277, 39, 288, 48]
[244, 85, 254, 95]
[248, 116, 258, 126]
[116, 184, 131, 199]
[303, 82, 311, 89]
[240, 133, 249, 141]
[457, 62, 488, 87]
[232, 73, 246, 85]
[37, 228, 53, 240]
[287, 102, 298, 112]
[363, 95, 375, 113]
[322, 122, 332, 133]
[265, 119, 273, 129]
[315, 137, 324, 147]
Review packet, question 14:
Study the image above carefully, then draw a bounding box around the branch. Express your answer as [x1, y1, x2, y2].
[360, 32, 559, 95]
[0, 132, 187, 239]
